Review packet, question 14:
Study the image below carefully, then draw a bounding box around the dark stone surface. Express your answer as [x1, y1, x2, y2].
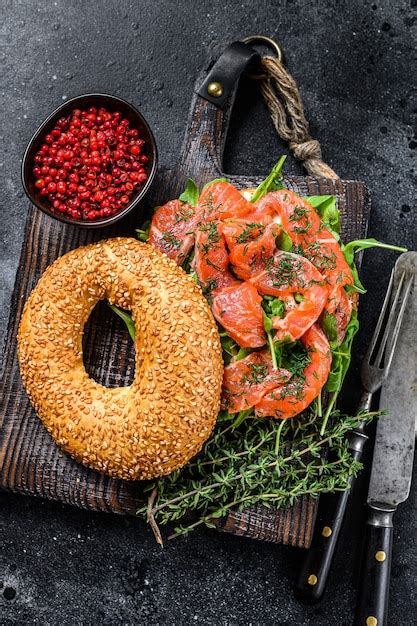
[1, 0, 416, 623]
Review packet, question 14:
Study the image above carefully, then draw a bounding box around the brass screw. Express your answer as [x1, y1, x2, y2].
[366, 617, 378, 626]
[322, 526, 332, 538]
[307, 574, 317, 586]
[207, 81, 223, 97]
[375, 551, 386, 562]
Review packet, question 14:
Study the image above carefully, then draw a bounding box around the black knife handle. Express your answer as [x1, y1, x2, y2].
[354, 505, 395, 626]
[294, 430, 368, 604]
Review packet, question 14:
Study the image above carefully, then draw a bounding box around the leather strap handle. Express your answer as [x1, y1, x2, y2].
[176, 42, 260, 183]
[197, 41, 260, 108]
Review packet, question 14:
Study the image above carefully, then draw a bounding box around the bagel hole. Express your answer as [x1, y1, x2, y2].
[83, 301, 135, 388]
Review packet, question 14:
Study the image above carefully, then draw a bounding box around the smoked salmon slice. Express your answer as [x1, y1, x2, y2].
[221, 220, 280, 280]
[256, 190, 322, 246]
[148, 199, 200, 264]
[198, 181, 254, 221]
[250, 251, 328, 342]
[194, 221, 237, 298]
[211, 282, 266, 348]
[255, 324, 332, 419]
[221, 351, 291, 413]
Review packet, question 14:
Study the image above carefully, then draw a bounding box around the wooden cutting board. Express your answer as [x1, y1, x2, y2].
[0, 73, 370, 547]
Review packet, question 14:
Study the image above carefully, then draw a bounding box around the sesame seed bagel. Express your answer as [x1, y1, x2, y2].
[17, 237, 223, 480]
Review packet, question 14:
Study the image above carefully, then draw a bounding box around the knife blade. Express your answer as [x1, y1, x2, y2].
[354, 251, 417, 626]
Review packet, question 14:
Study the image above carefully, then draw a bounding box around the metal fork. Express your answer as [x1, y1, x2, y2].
[361, 268, 413, 402]
[295, 265, 413, 605]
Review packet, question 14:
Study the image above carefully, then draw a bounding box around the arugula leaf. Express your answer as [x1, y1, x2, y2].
[136, 220, 151, 242]
[232, 408, 253, 429]
[321, 311, 338, 343]
[261, 299, 290, 371]
[342, 238, 407, 265]
[250, 156, 287, 203]
[276, 230, 293, 252]
[306, 195, 340, 241]
[262, 310, 279, 370]
[263, 297, 285, 320]
[270, 299, 285, 318]
[262, 311, 273, 332]
[202, 177, 228, 191]
[236, 347, 251, 361]
[319, 309, 360, 435]
[346, 265, 367, 294]
[305, 195, 334, 209]
[218, 331, 252, 365]
[108, 304, 136, 341]
[219, 331, 238, 362]
[179, 179, 199, 207]
[341, 238, 407, 294]
[325, 310, 359, 394]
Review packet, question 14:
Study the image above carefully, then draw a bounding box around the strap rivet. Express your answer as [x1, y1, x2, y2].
[375, 550, 386, 562]
[307, 574, 317, 586]
[322, 526, 332, 538]
[207, 82, 223, 97]
[366, 617, 378, 626]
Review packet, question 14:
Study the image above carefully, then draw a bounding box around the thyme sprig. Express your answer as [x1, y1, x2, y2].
[138, 409, 379, 542]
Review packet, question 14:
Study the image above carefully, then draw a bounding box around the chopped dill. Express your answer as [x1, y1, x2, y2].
[174, 206, 195, 223]
[201, 278, 218, 301]
[198, 221, 221, 253]
[241, 363, 269, 385]
[206, 258, 222, 271]
[162, 231, 181, 250]
[289, 205, 309, 221]
[235, 223, 264, 244]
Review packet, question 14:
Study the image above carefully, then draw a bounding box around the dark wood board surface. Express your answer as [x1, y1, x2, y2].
[0, 77, 370, 548]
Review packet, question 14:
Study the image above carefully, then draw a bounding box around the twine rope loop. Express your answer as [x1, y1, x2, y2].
[255, 55, 339, 179]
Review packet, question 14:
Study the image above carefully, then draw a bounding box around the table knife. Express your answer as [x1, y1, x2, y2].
[354, 251, 417, 626]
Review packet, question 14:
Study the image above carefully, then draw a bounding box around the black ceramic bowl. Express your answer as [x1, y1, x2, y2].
[21, 93, 158, 228]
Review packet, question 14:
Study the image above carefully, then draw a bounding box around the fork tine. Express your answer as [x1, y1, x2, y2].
[373, 271, 407, 367]
[364, 269, 395, 365]
[383, 272, 413, 372]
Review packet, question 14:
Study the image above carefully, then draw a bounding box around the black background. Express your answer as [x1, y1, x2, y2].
[1, 1, 416, 624]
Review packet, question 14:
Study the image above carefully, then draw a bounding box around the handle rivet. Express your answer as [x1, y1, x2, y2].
[207, 82, 223, 97]
[307, 574, 317, 586]
[375, 550, 386, 562]
[366, 617, 378, 626]
[322, 526, 332, 538]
